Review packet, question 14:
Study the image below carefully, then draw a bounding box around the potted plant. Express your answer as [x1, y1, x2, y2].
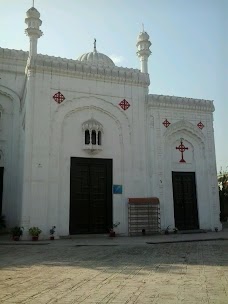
[165, 225, 170, 235]
[10, 226, 24, 241]
[173, 227, 178, 234]
[49, 226, 56, 240]
[28, 226, 42, 241]
[109, 221, 120, 237]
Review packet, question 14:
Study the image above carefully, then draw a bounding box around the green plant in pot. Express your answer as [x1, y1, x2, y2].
[109, 221, 120, 237]
[49, 226, 56, 240]
[164, 225, 170, 235]
[11, 226, 24, 241]
[28, 227, 42, 241]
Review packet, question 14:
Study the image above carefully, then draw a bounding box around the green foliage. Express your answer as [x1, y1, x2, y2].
[28, 226, 42, 236]
[0, 215, 6, 230]
[50, 226, 56, 235]
[218, 169, 228, 221]
[11, 226, 24, 237]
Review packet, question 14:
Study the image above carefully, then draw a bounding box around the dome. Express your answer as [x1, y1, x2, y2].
[26, 7, 40, 19]
[137, 31, 150, 42]
[77, 50, 115, 67]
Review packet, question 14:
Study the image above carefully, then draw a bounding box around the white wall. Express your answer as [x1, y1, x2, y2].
[147, 104, 221, 231]
[20, 71, 148, 237]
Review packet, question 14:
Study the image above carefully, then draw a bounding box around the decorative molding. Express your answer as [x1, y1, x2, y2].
[148, 94, 214, 112]
[82, 118, 103, 132]
[54, 95, 131, 138]
[28, 55, 150, 87]
[164, 120, 206, 146]
[0, 47, 28, 60]
[0, 47, 150, 86]
[82, 118, 103, 154]
[0, 85, 21, 109]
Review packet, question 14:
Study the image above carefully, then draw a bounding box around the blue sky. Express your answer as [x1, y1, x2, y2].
[1, 0, 227, 171]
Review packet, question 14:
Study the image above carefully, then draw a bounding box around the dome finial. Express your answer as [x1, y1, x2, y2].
[32, 0, 35, 7]
[94, 38, 97, 51]
[142, 23, 144, 32]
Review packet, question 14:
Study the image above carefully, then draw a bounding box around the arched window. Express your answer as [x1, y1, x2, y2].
[98, 131, 102, 145]
[92, 130, 96, 145]
[85, 130, 90, 145]
[82, 119, 103, 153]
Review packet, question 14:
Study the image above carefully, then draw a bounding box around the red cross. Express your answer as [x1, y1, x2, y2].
[163, 119, 171, 128]
[197, 121, 204, 129]
[176, 139, 188, 163]
[53, 92, 65, 104]
[119, 99, 130, 111]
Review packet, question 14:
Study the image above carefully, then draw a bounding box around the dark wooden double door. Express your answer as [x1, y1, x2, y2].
[70, 158, 112, 234]
[172, 172, 199, 230]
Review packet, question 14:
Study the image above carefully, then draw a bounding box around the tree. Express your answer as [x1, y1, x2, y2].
[218, 169, 228, 221]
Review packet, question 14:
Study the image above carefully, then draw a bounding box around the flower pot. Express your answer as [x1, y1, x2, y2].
[109, 231, 115, 237]
[50, 236, 54, 240]
[13, 236, 20, 241]
[32, 236, 39, 241]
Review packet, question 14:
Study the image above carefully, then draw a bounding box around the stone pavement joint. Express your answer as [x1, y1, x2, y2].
[0, 235, 228, 304]
[0, 233, 228, 304]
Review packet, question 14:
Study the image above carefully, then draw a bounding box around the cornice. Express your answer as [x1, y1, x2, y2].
[0, 47, 28, 58]
[0, 47, 150, 87]
[28, 55, 150, 87]
[148, 94, 214, 112]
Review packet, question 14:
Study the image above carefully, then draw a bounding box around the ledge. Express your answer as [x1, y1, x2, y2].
[148, 94, 214, 112]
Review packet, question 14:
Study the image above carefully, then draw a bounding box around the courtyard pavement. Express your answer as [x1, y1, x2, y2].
[0, 231, 228, 304]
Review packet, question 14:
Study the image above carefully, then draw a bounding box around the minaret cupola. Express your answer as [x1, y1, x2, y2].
[136, 27, 151, 73]
[25, 4, 43, 57]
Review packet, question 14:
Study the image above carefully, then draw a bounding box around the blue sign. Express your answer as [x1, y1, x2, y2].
[113, 185, 122, 194]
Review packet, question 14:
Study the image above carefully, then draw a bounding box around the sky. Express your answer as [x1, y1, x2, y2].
[0, 0, 227, 171]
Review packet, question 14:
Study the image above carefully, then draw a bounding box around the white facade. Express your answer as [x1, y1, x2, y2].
[0, 6, 221, 238]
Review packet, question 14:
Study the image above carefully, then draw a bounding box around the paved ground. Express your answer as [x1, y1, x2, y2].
[0, 235, 228, 304]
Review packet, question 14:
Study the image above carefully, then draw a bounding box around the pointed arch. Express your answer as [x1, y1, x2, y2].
[164, 120, 205, 146]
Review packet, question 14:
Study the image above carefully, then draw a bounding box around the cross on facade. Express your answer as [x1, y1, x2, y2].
[176, 138, 188, 163]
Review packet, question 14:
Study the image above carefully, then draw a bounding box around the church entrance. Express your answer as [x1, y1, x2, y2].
[172, 172, 199, 230]
[70, 157, 112, 234]
[0, 167, 4, 215]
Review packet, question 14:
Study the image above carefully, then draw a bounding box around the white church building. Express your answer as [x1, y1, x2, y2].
[0, 5, 221, 238]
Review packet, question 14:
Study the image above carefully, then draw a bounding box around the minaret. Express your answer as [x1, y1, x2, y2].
[25, 5, 43, 57]
[136, 27, 151, 73]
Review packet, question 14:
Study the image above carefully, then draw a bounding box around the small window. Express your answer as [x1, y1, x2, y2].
[98, 131, 102, 145]
[85, 130, 90, 144]
[92, 130, 96, 145]
[82, 119, 103, 153]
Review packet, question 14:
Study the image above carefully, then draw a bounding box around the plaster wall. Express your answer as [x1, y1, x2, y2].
[147, 105, 221, 231]
[20, 71, 149, 236]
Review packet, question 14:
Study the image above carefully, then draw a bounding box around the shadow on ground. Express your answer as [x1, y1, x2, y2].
[0, 241, 227, 275]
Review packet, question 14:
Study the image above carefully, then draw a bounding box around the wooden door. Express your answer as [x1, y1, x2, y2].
[70, 158, 112, 234]
[172, 172, 199, 230]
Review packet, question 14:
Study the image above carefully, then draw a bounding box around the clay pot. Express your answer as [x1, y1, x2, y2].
[13, 236, 20, 241]
[32, 236, 39, 241]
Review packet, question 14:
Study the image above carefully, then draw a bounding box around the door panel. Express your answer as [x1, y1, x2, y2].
[70, 158, 112, 234]
[172, 172, 199, 230]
